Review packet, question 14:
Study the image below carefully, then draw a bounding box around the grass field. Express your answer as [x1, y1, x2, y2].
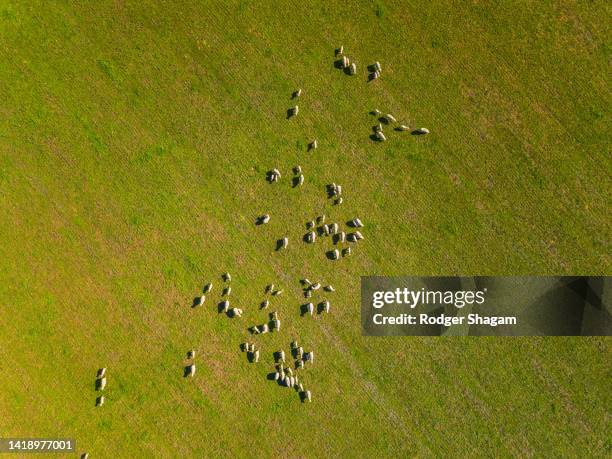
[0, 0, 610, 457]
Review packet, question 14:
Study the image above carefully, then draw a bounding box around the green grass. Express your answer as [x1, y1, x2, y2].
[0, 0, 610, 457]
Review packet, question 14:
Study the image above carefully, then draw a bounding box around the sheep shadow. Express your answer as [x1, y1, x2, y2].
[334, 59, 344, 69]
[411, 129, 426, 135]
[379, 116, 389, 124]
[192, 297, 201, 308]
[367, 64, 377, 72]
[343, 66, 352, 76]
[94, 378, 105, 391]
[286, 109, 295, 119]
[317, 302, 326, 314]
[302, 233, 311, 243]
[326, 250, 338, 260]
[275, 239, 285, 251]
[300, 304, 310, 316]
[369, 134, 382, 142]
[96, 368, 106, 378]
[292, 176, 300, 188]
[273, 351, 284, 362]
[307, 142, 316, 152]
[255, 217, 265, 225]
[247, 351, 256, 363]
[267, 372, 278, 381]
[367, 73, 377, 82]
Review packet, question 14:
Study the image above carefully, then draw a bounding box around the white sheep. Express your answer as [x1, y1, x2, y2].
[349, 63, 357, 75]
[203, 283, 212, 293]
[97, 377, 107, 391]
[280, 237, 289, 249]
[385, 114, 397, 123]
[186, 364, 196, 377]
[307, 303, 314, 315]
[298, 174, 304, 186]
[324, 285, 335, 292]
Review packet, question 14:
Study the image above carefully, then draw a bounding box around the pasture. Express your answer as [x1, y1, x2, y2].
[0, 1, 609, 457]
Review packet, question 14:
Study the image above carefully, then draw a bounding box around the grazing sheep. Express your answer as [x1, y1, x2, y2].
[339, 231, 346, 243]
[280, 237, 289, 249]
[311, 282, 321, 290]
[96, 396, 105, 407]
[373, 108, 382, 115]
[187, 350, 195, 359]
[259, 323, 270, 334]
[337, 45, 344, 56]
[261, 214, 271, 224]
[371, 71, 380, 80]
[272, 168, 281, 177]
[336, 185, 342, 196]
[270, 311, 278, 320]
[304, 351, 314, 363]
[224, 286, 231, 296]
[97, 368, 106, 378]
[266, 284, 274, 293]
[385, 114, 397, 123]
[310, 139, 318, 150]
[397, 124, 409, 131]
[272, 319, 281, 331]
[343, 247, 352, 257]
[274, 372, 280, 381]
[306, 220, 315, 229]
[417, 127, 430, 134]
[297, 383, 304, 392]
[335, 197, 343, 205]
[375, 61, 382, 72]
[186, 364, 196, 377]
[286, 367, 294, 377]
[322, 300, 330, 313]
[296, 360, 304, 369]
[342, 56, 349, 68]
[354, 231, 364, 240]
[294, 88, 302, 98]
[352, 218, 364, 227]
[329, 249, 340, 260]
[324, 285, 335, 292]
[278, 350, 286, 362]
[298, 174, 304, 186]
[261, 299, 269, 309]
[195, 295, 205, 306]
[305, 390, 312, 402]
[322, 224, 330, 235]
[96, 377, 107, 391]
[349, 63, 356, 75]
[330, 223, 339, 234]
[304, 289, 312, 298]
[347, 233, 357, 242]
[229, 307, 242, 317]
[302, 278, 312, 286]
[203, 283, 212, 293]
[291, 340, 298, 349]
[272, 289, 283, 296]
[221, 300, 230, 312]
[316, 215, 326, 224]
[307, 302, 314, 316]
[291, 105, 299, 116]
[294, 165, 302, 174]
[254, 350, 260, 363]
[306, 231, 316, 243]
[297, 347, 304, 358]
[224, 272, 231, 282]
[375, 131, 387, 141]
[82, 454, 89, 459]
[374, 123, 383, 132]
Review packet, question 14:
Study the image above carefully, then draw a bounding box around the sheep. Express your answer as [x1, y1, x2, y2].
[223, 286, 231, 296]
[322, 300, 330, 313]
[194, 295, 205, 307]
[305, 390, 312, 402]
[342, 56, 349, 68]
[343, 247, 352, 257]
[97, 368, 107, 378]
[349, 63, 357, 75]
[96, 377, 107, 391]
[374, 123, 383, 132]
[397, 125, 409, 131]
[272, 168, 281, 177]
[306, 220, 315, 229]
[311, 282, 321, 290]
[280, 237, 289, 249]
[186, 364, 196, 377]
[285, 366, 294, 377]
[277, 350, 286, 363]
[203, 283, 212, 293]
[261, 214, 271, 224]
[229, 307, 242, 317]
[224, 272, 231, 282]
[336, 45, 344, 56]
[187, 350, 195, 359]
[347, 233, 357, 242]
[304, 289, 312, 298]
[324, 285, 335, 292]
[296, 360, 304, 369]
[81, 454, 89, 459]
[294, 165, 302, 174]
[385, 114, 397, 123]
[272, 319, 281, 331]
[375, 61, 382, 72]
[272, 289, 283, 296]
[322, 224, 330, 235]
[294, 88, 302, 98]
[221, 300, 230, 312]
[298, 174, 304, 186]
[261, 299, 269, 309]
[297, 383, 304, 392]
[306, 231, 316, 243]
[254, 350, 260, 363]
[373, 108, 382, 115]
[291, 340, 299, 349]
[259, 323, 270, 334]
[316, 215, 326, 224]
[351, 218, 364, 228]
[354, 231, 364, 240]
[416, 127, 430, 134]
[301, 278, 312, 287]
[335, 197, 343, 205]
[336, 185, 342, 196]
[371, 71, 380, 80]
[297, 347, 304, 358]
[329, 249, 340, 260]
[96, 396, 105, 407]
[330, 223, 339, 234]
[288, 376, 295, 388]
[304, 351, 314, 363]
[291, 105, 299, 116]
[310, 139, 318, 150]
[266, 284, 274, 293]
[274, 372, 280, 381]
[339, 231, 346, 243]
[306, 302, 314, 316]
[375, 131, 387, 141]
